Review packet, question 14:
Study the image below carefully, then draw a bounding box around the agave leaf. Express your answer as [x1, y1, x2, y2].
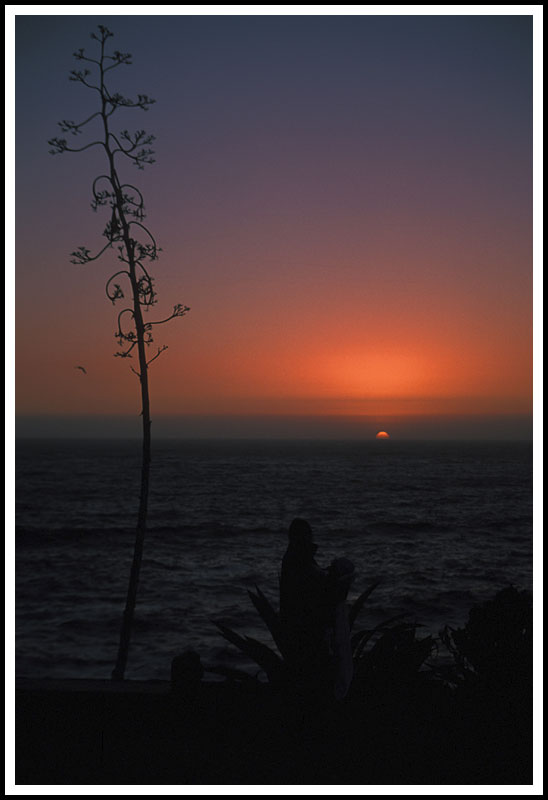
[351, 628, 370, 651]
[354, 629, 380, 660]
[247, 585, 289, 659]
[214, 621, 250, 653]
[348, 583, 379, 631]
[214, 621, 287, 683]
[410, 636, 435, 670]
[352, 613, 410, 660]
[352, 629, 377, 659]
[250, 584, 279, 628]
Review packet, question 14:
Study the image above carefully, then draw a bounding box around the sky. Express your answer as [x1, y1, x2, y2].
[14, 11, 534, 439]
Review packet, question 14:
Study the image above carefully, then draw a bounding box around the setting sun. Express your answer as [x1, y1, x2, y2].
[375, 431, 390, 439]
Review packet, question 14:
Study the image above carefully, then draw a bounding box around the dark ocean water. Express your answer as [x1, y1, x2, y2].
[15, 438, 533, 680]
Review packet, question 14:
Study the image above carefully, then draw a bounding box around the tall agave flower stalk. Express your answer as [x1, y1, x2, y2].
[48, 25, 189, 679]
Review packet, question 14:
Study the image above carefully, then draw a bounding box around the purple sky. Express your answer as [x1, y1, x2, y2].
[14, 13, 533, 438]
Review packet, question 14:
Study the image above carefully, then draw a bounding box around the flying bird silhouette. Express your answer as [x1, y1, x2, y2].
[75, 366, 87, 374]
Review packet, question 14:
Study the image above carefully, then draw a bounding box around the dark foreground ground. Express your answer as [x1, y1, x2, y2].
[16, 677, 531, 785]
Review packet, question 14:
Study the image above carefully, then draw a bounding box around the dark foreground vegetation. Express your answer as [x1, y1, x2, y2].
[16, 587, 532, 785]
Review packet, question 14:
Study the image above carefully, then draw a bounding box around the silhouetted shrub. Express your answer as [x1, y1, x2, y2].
[441, 585, 532, 700]
[351, 621, 435, 696]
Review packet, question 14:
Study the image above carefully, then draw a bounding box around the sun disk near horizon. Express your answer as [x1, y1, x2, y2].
[376, 431, 390, 439]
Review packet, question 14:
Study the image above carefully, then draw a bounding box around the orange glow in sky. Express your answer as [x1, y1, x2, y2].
[15, 16, 533, 437]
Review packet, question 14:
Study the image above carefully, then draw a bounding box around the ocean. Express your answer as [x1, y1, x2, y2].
[15, 438, 533, 680]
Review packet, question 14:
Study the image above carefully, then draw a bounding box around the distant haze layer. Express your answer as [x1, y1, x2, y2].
[16, 413, 532, 441]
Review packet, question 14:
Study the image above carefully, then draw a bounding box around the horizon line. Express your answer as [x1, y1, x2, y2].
[15, 411, 533, 442]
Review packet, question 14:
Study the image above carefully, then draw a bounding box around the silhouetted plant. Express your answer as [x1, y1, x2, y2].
[214, 585, 290, 685]
[351, 620, 435, 696]
[214, 582, 420, 691]
[49, 25, 190, 680]
[440, 586, 532, 700]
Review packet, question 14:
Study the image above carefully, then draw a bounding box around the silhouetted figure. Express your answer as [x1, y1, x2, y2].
[280, 519, 330, 688]
[280, 519, 354, 698]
